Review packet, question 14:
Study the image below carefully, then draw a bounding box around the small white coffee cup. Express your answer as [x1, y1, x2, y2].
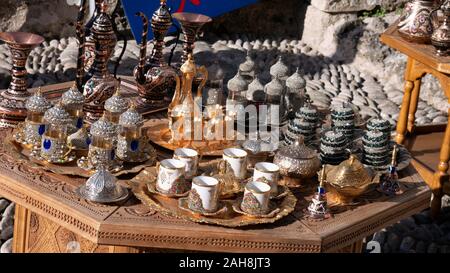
[223, 148, 248, 179]
[253, 162, 280, 196]
[156, 159, 187, 194]
[188, 176, 220, 213]
[173, 148, 199, 180]
[241, 181, 271, 215]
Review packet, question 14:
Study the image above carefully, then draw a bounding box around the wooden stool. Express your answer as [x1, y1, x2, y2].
[381, 24, 450, 218]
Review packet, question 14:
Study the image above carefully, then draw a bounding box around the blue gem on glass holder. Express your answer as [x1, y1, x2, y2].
[38, 124, 46, 136]
[130, 140, 139, 151]
[86, 137, 91, 145]
[76, 117, 83, 129]
[43, 139, 52, 150]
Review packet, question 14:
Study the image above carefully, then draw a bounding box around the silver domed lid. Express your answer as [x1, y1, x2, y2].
[264, 76, 284, 96]
[270, 56, 289, 79]
[25, 88, 52, 113]
[286, 68, 306, 90]
[246, 75, 265, 101]
[43, 102, 71, 125]
[119, 104, 144, 127]
[90, 115, 117, 139]
[227, 70, 248, 92]
[207, 60, 225, 81]
[61, 83, 85, 107]
[239, 51, 255, 73]
[104, 86, 129, 114]
[81, 166, 126, 202]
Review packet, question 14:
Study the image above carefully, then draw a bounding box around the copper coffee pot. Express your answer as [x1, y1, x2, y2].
[133, 0, 177, 103]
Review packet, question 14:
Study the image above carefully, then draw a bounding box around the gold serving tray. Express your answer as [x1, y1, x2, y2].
[3, 134, 157, 178]
[131, 168, 297, 227]
[145, 118, 239, 157]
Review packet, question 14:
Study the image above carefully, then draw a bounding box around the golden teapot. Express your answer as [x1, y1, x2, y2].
[322, 154, 375, 204]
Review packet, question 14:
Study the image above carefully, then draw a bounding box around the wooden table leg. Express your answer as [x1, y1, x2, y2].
[396, 80, 414, 144]
[430, 108, 450, 218]
[407, 79, 421, 133]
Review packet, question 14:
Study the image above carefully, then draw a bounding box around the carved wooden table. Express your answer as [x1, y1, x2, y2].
[380, 23, 450, 218]
[0, 136, 430, 252]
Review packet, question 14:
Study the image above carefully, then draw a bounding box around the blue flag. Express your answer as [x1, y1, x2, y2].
[122, 0, 258, 43]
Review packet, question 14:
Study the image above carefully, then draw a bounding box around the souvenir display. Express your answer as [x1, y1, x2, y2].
[285, 68, 306, 116]
[273, 136, 321, 186]
[104, 82, 130, 124]
[61, 83, 85, 134]
[133, 1, 177, 103]
[0, 32, 44, 128]
[431, 0, 450, 56]
[306, 166, 331, 220]
[325, 154, 375, 205]
[18, 88, 52, 147]
[76, 165, 129, 203]
[238, 51, 256, 85]
[378, 145, 403, 195]
[39, 102, 74, 163]
[319, 130, 349, 165]
[362, 129, 390, 169]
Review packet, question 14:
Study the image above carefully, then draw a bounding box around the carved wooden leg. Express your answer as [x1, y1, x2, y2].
[407, 79, 421, 133]
[396, 80, 414, 144]
[430, 108, 450, 218]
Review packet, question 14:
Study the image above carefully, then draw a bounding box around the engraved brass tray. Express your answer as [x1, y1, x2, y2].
[131, 169, 297, 227]
[145, 118, 239, 157]
[3, 134, 157, 178]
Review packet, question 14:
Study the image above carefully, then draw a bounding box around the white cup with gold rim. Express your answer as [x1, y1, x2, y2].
[241, 181, 271, 215]
[223, 148, 248, 179]
[173, 148, 199, 180]
[253, 162, 280, 196]
[188, 176, 220, 213]
[156, 158, 187, 195]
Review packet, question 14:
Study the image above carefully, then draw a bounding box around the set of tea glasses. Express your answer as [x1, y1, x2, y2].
[151, 146, 287, 218]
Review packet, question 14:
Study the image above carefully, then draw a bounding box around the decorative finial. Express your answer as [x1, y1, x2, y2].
[391, 144, 398, 166]
[319, 166, 326, 188]
[36, 86, 42, 96]
[349, 154, 356, 165]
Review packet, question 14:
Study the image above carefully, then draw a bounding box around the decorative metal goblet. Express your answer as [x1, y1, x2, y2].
[0, 32, 45, 128]
[172, 12, 212, 63]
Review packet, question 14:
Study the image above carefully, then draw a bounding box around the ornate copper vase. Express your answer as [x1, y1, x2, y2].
[82, 2, 119, 123]
[0, 32, 44, 128]
[172, 12, 212, 64]
[133, 0, 177, 103]
[398, 0, 438, 43]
